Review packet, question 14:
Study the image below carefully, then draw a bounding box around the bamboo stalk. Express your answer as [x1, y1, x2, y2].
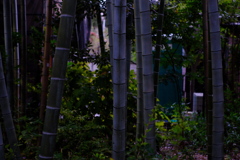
[39, 0, 52, 133]
[3, 0, 14, 111]
[202, 0, 213, 159]
[106, 0, 113, 68]
[0, 124, 5, 159]
[208, 0, 224, 159]
[39, 0, 53, 146]
[0, 53, 22, 159]
[97, 3, 105, 54]
[12, 0, 21, 118]
[140, 0, 156, 153]
[20, 0, 27, 116]
[134, 0, 144, 140]
[112, 0, 127, 159]
[39, 0, 77, 159]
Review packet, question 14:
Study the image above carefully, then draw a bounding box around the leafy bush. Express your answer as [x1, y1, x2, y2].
[224, 87, 240, 158]
[55, 61, 137, 159]
[155, 103, 207, 159]
[55, 62, 112, 159]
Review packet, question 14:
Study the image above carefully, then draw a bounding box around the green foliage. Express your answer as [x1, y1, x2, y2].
[224, 87, 240, 159]
[63, 62, 113, 122]
[126, 102, 207, 159]
[16, 116, 41, 159]
[219, 0, 240, 24]
[54, 62, 112, 159]
[56, 110, 111, 159]
[127, 137, 161, 160]
[5, 0, 240, 158]
[54, 59, 137, 159]
[28, 27, 44, 59]
[9, 26, 43, 159]
[155, 103, 207, 159]
[25, 26, 43, 116]
[157, 0, 203, 50]
[12, 32, 21, 47]
[151, 0, 205, 96]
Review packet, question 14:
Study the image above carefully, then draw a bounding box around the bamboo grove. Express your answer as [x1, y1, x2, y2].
[0, 0, 239, 159]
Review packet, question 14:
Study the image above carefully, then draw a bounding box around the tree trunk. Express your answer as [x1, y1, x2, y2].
[106, 0, 113, 69]
[3, 0, 14, 111]
[39, 0, 52, 146]
[207, 53, 213, 160]
[208, 0, 224, 159]
[125, 12, 132, 149]
[202, 0, 212, 159]
[12, 0, 20, 120]
[0, 54, 22, 159]
[153, 0, 165, 105]
[39, 0, 77, 159]
[139, 0, 155, 153]
[126, 12, 133, 90]
[112, 0, 127, 159]
[97, 3, 105, 54]
[134, 0, 144, 140]
[0, 124, 5, 159]
[39, 0, 52, 132]
[202, 0, 209, 117]
[20, 0, 27, 116]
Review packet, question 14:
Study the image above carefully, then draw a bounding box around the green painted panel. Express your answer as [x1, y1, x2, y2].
[157, 42, 183, 108]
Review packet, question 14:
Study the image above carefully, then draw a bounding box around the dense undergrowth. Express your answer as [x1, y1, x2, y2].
[12, 57, 240, 159]
[4, 0, 239, 158]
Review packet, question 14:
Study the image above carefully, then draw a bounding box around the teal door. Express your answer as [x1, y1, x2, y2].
[157, 42, 183, 108]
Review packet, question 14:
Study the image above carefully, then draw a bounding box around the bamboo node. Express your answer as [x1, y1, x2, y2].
[42, 131, 57, 136]
[60, 14, 73, 18]
[55, 47, 70, 51]
[46, 105, 60, 110]
[51, 77, 66, 81]
[39, 155, 53, 159]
